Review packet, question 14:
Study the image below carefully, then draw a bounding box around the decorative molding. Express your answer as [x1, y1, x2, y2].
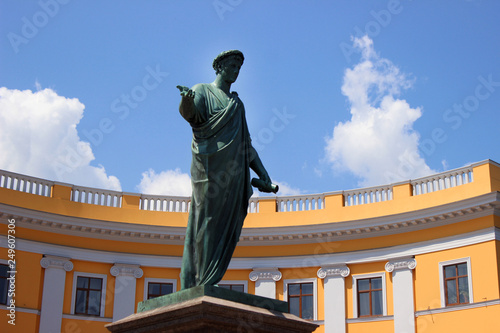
[110, 264, 143, 278]
[415, 299, 500, 317]
[249, 268, 282, 281]
[385, 257, 417, 272]
[317, 265, 350, 278]
[40, 255, 73, 271]
[347, 315, 394, 323]
[62, 313, 113, 322]
[5, 227, 498, 270]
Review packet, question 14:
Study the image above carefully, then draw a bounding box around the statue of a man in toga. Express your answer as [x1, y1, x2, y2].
[177, 50, 276, 289]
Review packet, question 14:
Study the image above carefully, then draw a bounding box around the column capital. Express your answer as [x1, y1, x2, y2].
[317, 264, 350, 279]
[110, 263, 143, 278]
[40, 255, 73, 272]
[385, 257, 417, 272]
[249, 268, 282, 282]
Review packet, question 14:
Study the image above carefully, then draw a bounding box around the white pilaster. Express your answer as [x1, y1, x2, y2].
[249, 268, 282, 299]
[39, 255, 73, 333]
[386, 257, 417, 333]
[110, 264, 143, 321]
[318, 265, 350, 333]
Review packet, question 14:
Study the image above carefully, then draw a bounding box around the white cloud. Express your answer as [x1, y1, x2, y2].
[0, 87, 121, 190]
[137, 168, 192, 196]
[252, 179, 301, 197]
[325, 36, 435, 187]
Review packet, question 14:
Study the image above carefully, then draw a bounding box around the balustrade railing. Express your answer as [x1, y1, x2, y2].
[248, 197, 259, 213]
[0, 169, 52, 197]
[277, 194, 324, 212]
[140, 194, 191, 212]
[0, 161, 485, 211]
[411, 165, 473, 195]
[71, 185, 122, 207]
[344, 185, 392, 206]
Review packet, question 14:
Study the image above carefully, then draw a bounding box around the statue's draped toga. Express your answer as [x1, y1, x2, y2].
[179, 83, 254, 289]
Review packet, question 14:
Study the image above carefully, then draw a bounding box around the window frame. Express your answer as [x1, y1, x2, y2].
[70, 272, 107, 317]
[283, 278, 318, 321]
[218, 280, 248, 293]
[0, 260, 14, 306]
[352, 272, 387, 318]
[143, 278, 177, 301]
[439, 257, 473, 307]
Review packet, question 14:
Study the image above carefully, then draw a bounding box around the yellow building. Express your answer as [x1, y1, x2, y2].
[1, 159, 499, 333]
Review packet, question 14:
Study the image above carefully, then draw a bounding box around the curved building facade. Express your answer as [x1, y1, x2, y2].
[1, 160, 499, 333]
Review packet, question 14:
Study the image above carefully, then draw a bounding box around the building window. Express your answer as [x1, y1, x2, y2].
[75, 276, 103, 316]
[71, 272, 107, 317]
[352, 273, 387, 318]
[357, 277, 383, 317]
[147, 282, 173, 299]
[439, 258, 473, 307]
[218, 283, 245, 292]
[288, 282, 314, 319]
[283, 279, 317, 320]
[143, 278, 177, 301]
[0, 264, 8, 305]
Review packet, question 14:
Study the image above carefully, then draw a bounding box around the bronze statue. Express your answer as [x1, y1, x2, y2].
[177, 50, 277, 289]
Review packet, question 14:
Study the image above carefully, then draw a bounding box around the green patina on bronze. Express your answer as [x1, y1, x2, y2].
[176, 50, 277, 290]
[137, 285, 289, 313]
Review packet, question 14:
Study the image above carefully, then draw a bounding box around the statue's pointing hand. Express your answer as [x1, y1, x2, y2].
[177, 85, 195, 99]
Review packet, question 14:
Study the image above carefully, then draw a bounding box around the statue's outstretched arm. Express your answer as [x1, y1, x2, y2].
[177, 85, 197, 121]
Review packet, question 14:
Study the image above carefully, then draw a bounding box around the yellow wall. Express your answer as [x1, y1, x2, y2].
[414, 240, 499, 312]
[415, 304, 500, 333]
[347, 319, 394, 333]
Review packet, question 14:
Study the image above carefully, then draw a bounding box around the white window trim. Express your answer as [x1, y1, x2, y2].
[0, 259, 15, 306]
[143, 278, 177, 301]
[218, 280, 248, 293]
[283, 278, 318, 320]
[438, 257, 473, 307]
[352, 272, 387, 318]
[70, 271, 107, 317]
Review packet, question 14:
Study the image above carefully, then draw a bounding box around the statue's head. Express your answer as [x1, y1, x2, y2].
[213, 50, 244, 75]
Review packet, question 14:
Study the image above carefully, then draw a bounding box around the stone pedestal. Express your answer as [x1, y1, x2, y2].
[106, 286, 318, 333]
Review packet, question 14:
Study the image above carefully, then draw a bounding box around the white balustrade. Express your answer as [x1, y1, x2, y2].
[0, 161, 482, 212]
[277, 194, 324, 212]
[411, 165, 473, 195]
[140, 195, 191, 212]
[72, 186, 122, 207]
[0, 169, 52, 197]
[344, 185, 392, 206]
[248, 197, 259, 213]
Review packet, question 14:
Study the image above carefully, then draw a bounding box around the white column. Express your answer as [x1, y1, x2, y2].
[386, 257, 417, 333]
[249, 268, 282, 299]
[110, 264, 143, 321]
[318, 265, 350, 333]
[39, 255, 73, 333]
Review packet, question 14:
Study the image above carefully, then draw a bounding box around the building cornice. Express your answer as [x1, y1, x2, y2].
[2, 227, 498, 270]
[1, 192, 499, 246]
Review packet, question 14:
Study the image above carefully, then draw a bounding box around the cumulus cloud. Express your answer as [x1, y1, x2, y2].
[0, 87, 121, 190]
[325, 36, 435, 187]
[137, 168, 192, 196]
[252, 179, 301, 197]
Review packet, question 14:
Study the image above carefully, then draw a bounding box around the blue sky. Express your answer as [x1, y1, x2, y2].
[1, 0, 499, 196]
